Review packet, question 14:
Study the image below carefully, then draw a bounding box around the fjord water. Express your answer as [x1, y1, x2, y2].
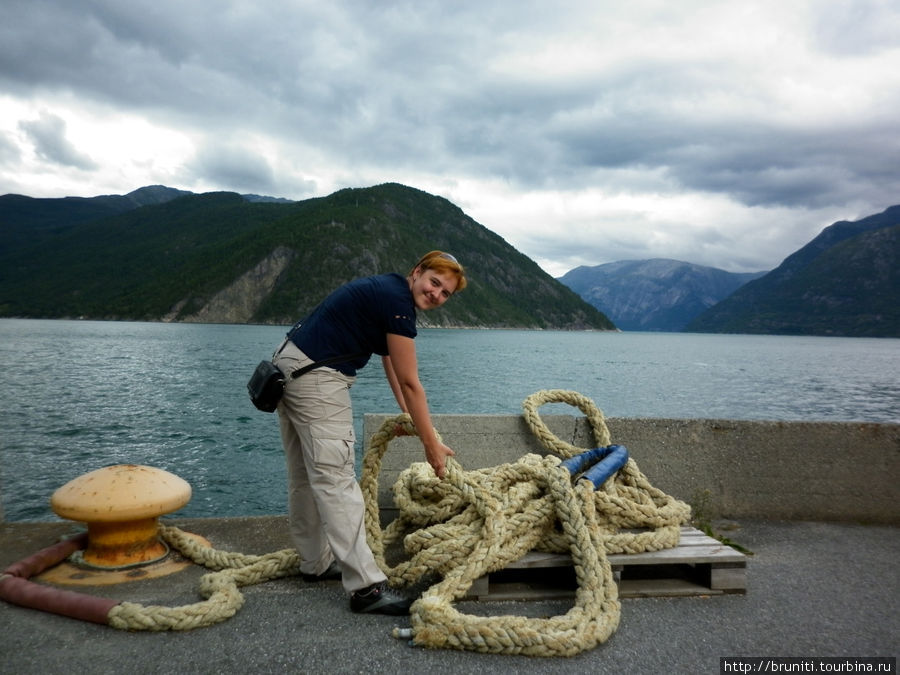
[1, 319, 897, 522]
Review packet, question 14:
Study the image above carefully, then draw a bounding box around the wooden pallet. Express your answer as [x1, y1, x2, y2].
[464, 527, 747, 601]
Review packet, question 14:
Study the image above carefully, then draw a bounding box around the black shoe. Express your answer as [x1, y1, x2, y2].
[350, 582, 412, 615]
[301, 561, 342, 582]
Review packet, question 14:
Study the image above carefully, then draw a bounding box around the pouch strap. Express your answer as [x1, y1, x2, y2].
[279, 322, 366, 379]
[288, 352, 367, 380]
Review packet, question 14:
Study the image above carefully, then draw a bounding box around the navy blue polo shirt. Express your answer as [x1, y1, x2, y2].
[290, 273, 417, 376]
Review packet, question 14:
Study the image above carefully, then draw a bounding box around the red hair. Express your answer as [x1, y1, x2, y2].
[410, 250, 467, 292]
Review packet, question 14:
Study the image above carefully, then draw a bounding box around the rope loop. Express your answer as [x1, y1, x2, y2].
[105, 525, 301, 631]
[521, 389, 611, 457]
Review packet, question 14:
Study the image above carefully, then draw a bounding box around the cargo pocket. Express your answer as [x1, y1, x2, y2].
[309, 421, 355, 472]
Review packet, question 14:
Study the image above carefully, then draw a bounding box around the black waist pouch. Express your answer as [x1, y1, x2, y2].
[247, 360, 285, 412]
[248, 343, 366, 412]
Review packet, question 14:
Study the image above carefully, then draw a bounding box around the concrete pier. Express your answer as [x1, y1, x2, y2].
[1, 415, 898, 673]
[364, 414, 900, 524]
[1, 516, 896, 674]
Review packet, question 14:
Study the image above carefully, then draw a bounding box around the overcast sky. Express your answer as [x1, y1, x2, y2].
[2, 1, 898, 276]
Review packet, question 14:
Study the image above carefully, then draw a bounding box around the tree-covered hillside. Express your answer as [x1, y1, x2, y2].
[0, 183, 614, 330]
[687, 206, 900, 337]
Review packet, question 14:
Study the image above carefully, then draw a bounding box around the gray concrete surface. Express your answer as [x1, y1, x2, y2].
[1, 516, 897, 674]
[365, 414, 900, 524]
[3, 414, 898, 673]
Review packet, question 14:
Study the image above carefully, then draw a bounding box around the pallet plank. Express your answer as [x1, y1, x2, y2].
[709, 565, 747, 591]
[619, 578, 722, 598]
[466, 527, 747, 600]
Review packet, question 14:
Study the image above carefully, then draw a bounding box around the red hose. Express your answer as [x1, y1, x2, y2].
[0, 533, 119, 625]
[3, 533, 86, 577]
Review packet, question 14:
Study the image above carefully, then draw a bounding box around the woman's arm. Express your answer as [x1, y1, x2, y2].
[385, 333, 454, 478]
[382, 354, 408, 413]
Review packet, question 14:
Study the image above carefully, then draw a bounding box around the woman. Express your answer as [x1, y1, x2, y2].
[272, 250, 467, 615]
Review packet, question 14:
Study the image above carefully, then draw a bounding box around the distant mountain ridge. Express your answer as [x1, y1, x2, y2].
[0, 185, 188, 230]
[687, 206, 900, 336]
[559, 204, 899, 337]
[0, 185, 289, 234]
[4, 184, 895, 336]
[0, 183, 613, 330]
[559, 259, 766, 331]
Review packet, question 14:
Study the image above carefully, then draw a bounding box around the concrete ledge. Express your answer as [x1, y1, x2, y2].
[364, 414, 900, 525]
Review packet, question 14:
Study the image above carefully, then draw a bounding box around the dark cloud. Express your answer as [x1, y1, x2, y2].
[1, 0, 898, 274]
[188, 142, 276, 195]
[18, 111, 98, 170]
[662, 122, 900, 209]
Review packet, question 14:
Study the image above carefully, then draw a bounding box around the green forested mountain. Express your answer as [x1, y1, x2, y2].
[0, 185, 191, 249]
[0, 183, 614, 330]
[686, 206, 900, 337]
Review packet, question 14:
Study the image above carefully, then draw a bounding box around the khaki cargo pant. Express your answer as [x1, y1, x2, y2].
[274, 340, 386, 594]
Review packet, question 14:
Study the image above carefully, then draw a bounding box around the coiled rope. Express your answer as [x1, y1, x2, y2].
[360, 389, 691, 656]
[2, 389, 689, 652]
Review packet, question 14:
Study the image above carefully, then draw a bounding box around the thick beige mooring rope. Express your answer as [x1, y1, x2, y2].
[360, 389, 691, 656]
[107, 526, 302, 631]
[106, 389, 689, 653]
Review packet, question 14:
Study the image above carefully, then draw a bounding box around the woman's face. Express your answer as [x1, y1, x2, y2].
[409, 266, 459, 311]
